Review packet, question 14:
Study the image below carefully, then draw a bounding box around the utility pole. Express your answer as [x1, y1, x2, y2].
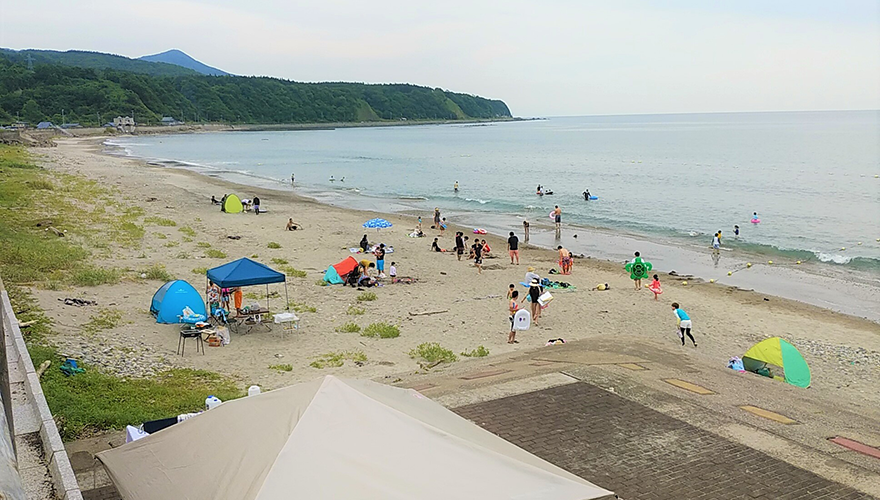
[25, 53, 34, 71]
[61, 109, 65, 125]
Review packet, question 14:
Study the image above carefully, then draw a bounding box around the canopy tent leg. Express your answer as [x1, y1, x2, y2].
[285, 280, 290, 311]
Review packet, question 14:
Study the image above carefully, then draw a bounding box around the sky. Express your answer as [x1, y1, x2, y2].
[1, 0, 878, 116]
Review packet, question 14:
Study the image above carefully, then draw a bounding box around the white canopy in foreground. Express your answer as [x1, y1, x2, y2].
[98, 375, 612, 500]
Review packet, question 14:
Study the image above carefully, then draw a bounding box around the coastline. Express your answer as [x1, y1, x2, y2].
[102, 133, 880, 323]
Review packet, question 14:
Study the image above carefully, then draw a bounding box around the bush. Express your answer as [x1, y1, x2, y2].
[409, 343, 457, 363]
[309, 351, 367, 369]
[138, 263, 174, 281]
[267, 242, 281, 249]
[68, 267, 122, 287]
[335, 322, 361, 333]
[346, 305, 365, 315]
[144, 217, 176, 227]
[356, 292, 377, 302]
[461, 345, 490, 357]
[361, 322, 400, 339]
[191, 267, 208, 275]
[268, 364, 293, 372]
[204, 249, 227, 259]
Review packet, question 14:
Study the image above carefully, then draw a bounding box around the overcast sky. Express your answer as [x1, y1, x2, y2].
[1, 0, 878, 116]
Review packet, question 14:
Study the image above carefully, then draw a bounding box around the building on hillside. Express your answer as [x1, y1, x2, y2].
[60, 123, 81, 129]
[160, 116, 183, 126]
[113, 116, 135, 127]
[36, 121, 54, 129]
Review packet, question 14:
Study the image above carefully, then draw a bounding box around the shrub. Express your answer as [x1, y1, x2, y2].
[335, 322, 361, 333]
[196, 242, 211, 248]
[268, 364, 293, 372]
[461, 345, 490, 357]
[68, 267, 122, 286]
[361, 322, 400, 339]
[356, 292, 377, 302]
[178, 226, 197, 237]
[279, 266, 307, 278]
[271, 258, 288, 265]
[191, 267, 208, 275]
[309, 351, 367, 369]
[409, 343, 457, 363]
[144, 217, 176, 227]
[267, 242, 281, 249]
[346, 305, 365, 316]
[139, 264, 174, 281]
[204, 249, 227, 259]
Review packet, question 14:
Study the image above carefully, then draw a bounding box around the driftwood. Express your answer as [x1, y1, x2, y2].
[17, 320, 36, 328]
[46, 226, 65, 237]
[36, 360, 51, 378]
[408, 309, 448, 317]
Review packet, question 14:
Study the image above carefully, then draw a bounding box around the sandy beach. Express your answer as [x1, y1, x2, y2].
[26, 137, 880, 410]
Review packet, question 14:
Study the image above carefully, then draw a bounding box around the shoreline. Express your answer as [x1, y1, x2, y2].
[102, 135, 880, 323]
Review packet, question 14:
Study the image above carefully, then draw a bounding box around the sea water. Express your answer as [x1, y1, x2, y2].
[107, 111, 880, 318]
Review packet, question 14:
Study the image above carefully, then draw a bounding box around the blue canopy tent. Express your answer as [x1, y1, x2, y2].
[150, 280, 207, 324]
[206, 258, 289, 313]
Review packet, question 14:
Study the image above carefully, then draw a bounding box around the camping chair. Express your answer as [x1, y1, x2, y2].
[177, 325, 205, 356]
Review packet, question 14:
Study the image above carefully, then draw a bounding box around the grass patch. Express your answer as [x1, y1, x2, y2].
[138, 264, 174, 281]
[181, 236, 193, 243]
[357, 292, 377, 302]
[334, 322, 361, 333]
[268, 364, 293, 372]
[315, 279, 328, 286]
[288, 301, 317, 313]
[250, 254, 259, 259]
[152, 232, 168, 239]
[196, 241, 211, 248]
[28, 345, 241, 441]
[346, 305, 365, 315]
[191, 267, 208, 275]
[204, 249, 227, 259]
[309, 350, 367, 369]
[68, 267, 122, 287]
[271, 258, 288, 265]
[163, 241, 180, 248]
[144, 216, 176, 227]
[279, 265, 307, 278]
[81, 308, 123, 335]
[461, 345, 490, 357]
[409, 342, 457, 363]
[178, 226, 197, 237]
[26, 178, 55, 190]
[175, 252, 190, 259]
[267, 241, 282, 249]
[361, 322, 400, 339]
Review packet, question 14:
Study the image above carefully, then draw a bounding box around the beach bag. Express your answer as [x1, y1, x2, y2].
[537, 291, 553, 307]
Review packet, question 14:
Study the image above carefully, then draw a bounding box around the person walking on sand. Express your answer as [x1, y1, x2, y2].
[472, 239, 483, 274]
[553, 205, 562, 235]
[455, 231, 465, 261]
[508, 290, 520, 344]
[557, 245, 572, 274]
[672, 302, 697, 347]
[631, 251, 646, 290]
[522, 278, 542, 325]
[649, 274, 662, 301]
[507, 231, 520, 265]
[523, 219, 530, 242]
[252, 196, 261, 215]
[712, 231, 721, 253]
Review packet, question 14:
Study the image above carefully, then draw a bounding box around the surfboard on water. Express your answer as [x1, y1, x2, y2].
[513, 309, 531, 330]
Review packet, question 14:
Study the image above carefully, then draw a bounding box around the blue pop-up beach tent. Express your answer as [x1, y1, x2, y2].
[206, 258, 289, 312]
[150, 280, 207, 324]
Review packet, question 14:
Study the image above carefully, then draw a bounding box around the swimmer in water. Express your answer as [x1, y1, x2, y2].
[340, 177, 345, 182]
[454, 181, 459, 192]
[583, 188, 591, 200]
[734, 225, 740, 237]
[290, 173, 295, 185]
[329, 176, 336, 182]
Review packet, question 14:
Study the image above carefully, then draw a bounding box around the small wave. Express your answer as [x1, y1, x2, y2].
[398, 196, 428, 201]
[465, 198, 490, 204]
[524, 205, 539, 210]
[817, 253, 852, 265]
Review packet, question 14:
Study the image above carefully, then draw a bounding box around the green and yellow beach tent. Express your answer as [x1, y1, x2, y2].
[222, 194, 243, 214]
[742, 337, 811, 388]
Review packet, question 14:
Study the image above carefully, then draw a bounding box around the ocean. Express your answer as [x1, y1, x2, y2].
[106, 111, 880, 319]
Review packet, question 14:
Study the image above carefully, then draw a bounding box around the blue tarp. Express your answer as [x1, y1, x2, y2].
[323, 266, 344, 285]
[206, 258, 286, 288]
[150, 280, 207, 324]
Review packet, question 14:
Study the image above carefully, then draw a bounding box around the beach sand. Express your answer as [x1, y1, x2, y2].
[26, 138, 880, 410]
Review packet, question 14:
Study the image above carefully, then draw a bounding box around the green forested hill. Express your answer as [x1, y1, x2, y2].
[0, 49, 200, 77]
[0, 57, 511, 126]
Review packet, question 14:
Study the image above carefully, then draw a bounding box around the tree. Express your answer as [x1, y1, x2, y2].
[21, 99, 42, 123]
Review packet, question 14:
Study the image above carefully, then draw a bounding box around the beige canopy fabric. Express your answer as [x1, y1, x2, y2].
[98, 376, 613, 500]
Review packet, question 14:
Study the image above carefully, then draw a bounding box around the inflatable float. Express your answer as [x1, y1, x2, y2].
[751, 218, 761, 224]
[473, 228, 487, 234]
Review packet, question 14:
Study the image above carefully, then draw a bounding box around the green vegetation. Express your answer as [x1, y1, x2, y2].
[361, 322, 400, 339]
[178, 226, 197, 237]
[409, 343, 457, 364]
[279, 265, 307, 278]
[268, 364, 293, 372]
[267, 242, 282, 249]
[287, 301, 317, 313]
[0, 56, 510, 126]
[163, 241, 179, 248]
[356, 292, 377, 302]
[1, 48, 200, 77]
[334, 322, 361, 333]
[138, 263, 174, 282]
[143, 216, 176, 227]
[346, 305, 365, 316]
[309, 350, 367, 369]
[152, 232, 167, 239]
[204, 249, 227, 259]
[196, 241, 211, 248]
[191, 267, 208, 275]
[271, 258, 288, 265]
[29, 345, 241, 440]
[81, 308, 123, 335]
[68, 267, 122, 287]
[461, 345, 490, 358]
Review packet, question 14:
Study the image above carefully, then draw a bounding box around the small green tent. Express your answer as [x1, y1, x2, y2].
[742, 337, 811, 388]
[222, 194, 243, 214]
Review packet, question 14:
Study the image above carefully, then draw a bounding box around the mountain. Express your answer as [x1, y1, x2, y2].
[139, 49, 229, 76]
[0, 49, 198, 77]
[0, 56, 512, 126]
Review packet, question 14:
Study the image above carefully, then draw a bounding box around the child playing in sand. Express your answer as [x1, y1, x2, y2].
[672, 302, 697, 347]
[508, 291, 520, 344]
[389, 262, 398, 283]
[507, 284, 516, 299]
[649, 274, 662, 300]
[431, 238, 447, 253]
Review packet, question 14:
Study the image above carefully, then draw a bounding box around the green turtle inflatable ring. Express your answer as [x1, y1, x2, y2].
[625, 257, 652, 280]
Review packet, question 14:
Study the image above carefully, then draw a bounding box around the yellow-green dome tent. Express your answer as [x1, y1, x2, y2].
[742, 337, 811, 388]
[222, 194, 243, 214]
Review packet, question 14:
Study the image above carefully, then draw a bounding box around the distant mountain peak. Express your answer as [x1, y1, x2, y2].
[138, 49, 229, 76]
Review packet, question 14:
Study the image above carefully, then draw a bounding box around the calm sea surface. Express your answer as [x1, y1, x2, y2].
[107, 111, 880, 318]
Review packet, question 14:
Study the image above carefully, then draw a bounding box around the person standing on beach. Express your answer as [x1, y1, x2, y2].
[455, 232, 465, 261]
[631, 251, 644, 290]
[522, 278, 542, 325]
[433, 208, 441, 230]
[253, 196, 261, 215]
[508, 290, 520, 344]
[472, 239, 483, 274]
[507, 231, 520, 265]
[553, 205, 562, 235]
[557, 245, 572, 274]
[523, 219, 530, 242]
[440, 218, 447, 235]
[712, 232, 721, 253]
[374, 243, 386, 278]
[672, 302, 697, 347]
